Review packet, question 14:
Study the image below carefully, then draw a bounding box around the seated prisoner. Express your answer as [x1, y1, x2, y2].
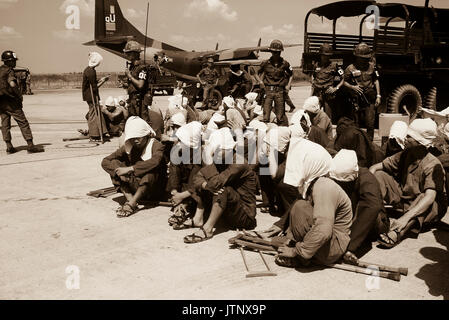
[275, 138, 353, 267]
[101, 96, 128, 137]
[166, 121, 203, 229]
[370, 118, 448, 248]
[101, 116, 165, 218]
[183, 128, 257, 243]
[329, 149, 389, 264]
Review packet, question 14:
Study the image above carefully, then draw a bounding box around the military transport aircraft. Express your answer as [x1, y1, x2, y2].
[84, 0, 301, 81]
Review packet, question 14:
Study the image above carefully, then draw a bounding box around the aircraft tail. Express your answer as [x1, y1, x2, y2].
[86, 0, 183, 52]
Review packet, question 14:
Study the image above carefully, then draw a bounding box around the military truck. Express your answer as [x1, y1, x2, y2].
[302, 0, 449, 116]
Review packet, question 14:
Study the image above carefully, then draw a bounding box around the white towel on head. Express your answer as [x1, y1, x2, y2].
[290, 109, 312, 127]
[303, 96, 320, 114]
[175, 121, 203, 149]
[222, 96, 235, 109]
[105, 96, 115, 107]
[207, 112, 226, 130]
[171, 112, 187, 127]
[124, 116, 156, 160]
[407, 118, 437, 147]
[284, 138, 332, 198]
[88, 52, 103, 68]
[329, 149, 359, 182]
[289, 123, 307, 139]
[263, 126, 291, 154]
[207, 127, 236, 152]
[389, 121, 408, 149]
[245, 92, 258, 102]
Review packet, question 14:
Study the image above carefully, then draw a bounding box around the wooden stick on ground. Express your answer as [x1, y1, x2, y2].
[327, 263, 401, 282]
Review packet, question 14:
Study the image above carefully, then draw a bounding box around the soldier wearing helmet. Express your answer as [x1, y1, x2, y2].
[343, 42, 381, 141]
[311, 43, 344, 122]
[196, 57, 219, 108]
[258, 40, 293, 126]
[0, 50, 43, 154]
[123, 40, 150, 120]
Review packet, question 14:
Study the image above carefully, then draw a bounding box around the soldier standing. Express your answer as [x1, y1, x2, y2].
[258, 39, 293, 126]
[311, 43, 344, 122]
[196, 57, 219, 108]
[123, 40, 150, 121]
[343, 43, 381, 141]
[0, 51, 43, 154]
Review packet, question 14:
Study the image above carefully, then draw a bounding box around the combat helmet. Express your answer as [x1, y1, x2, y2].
[123, 41, 142, 53]
[1, 50, 18, 62]
[319, 43, 333, 56]
[269, 39, 284, 52]
[354, 42, 372, 58]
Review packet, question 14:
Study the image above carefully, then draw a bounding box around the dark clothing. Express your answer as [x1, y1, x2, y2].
[313, 62, 342, 90]
[101, 139, 166, 200]
[310, 110, 333, 140]
[85, 102, 107, 138]
[344, 62, 379, 140]
[263, 89, 288, 126]
[127, 61, 149, 118]
[259, 56, 293, 87]
[147, 109, 164, 140]
[290, 177, 352, 265]
[198, 67, 219, 85]
[167, 162, 201, 194]
[0, 97, 33, 142]
[376, 147, 448, 231]
[336, 168, 389, 253]
[193, 163, 257, 230]
[82, 66, 99, 103]
[334, 117, 384, 168]
[284, 90, 296, 110]
[0, 66, 32, 143]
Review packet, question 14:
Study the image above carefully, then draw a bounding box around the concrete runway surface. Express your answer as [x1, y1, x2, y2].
[0, 87, 448, 300]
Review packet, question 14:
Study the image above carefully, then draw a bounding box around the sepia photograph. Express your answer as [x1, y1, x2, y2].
[0, 0, 448, 305]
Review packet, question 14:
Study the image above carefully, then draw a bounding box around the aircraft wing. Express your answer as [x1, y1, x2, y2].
[199, 43, 302, 61]
[213, 59, 264, 66]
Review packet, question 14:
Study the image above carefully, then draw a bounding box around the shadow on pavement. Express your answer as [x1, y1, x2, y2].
[416, 229, 449, 299]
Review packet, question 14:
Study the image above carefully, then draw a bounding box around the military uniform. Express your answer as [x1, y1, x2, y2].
[197, 65, 219, 103]
[0, 64, 33, 144]
[127, 60, 149, 119]
[312, 61, 343, 120]
[259, 56, 293, 126]
[344, 61, 379, 140]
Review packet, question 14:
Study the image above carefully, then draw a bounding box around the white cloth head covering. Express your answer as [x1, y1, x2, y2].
[263, 126, 291, 154]
[207, 112, 226, 130]
[389, 121, 408, 149]
[207, 127, 236, 151]
[175, 121, 202, 149]
[105, 96, 116, 107]
[289, 123, 307, 139]
[124, 116, 156, 160]
[329, 149, 359, 182]
[222, 96, 235, 109]
[88, 52, 103, 68]
[407, 118, 438, 147]
[253, 104, 263, 116]
[290, 109, 312, 127]
[303, 96, 320, 114]
[245, 92, 258, 102]
[171, 112, 187, 127]
[284, 138, 332, 198]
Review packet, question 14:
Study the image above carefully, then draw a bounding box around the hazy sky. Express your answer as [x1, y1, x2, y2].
[0, 0, 447, 73]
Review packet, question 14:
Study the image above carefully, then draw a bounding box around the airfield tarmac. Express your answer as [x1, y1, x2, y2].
[0, 86, 448, 300]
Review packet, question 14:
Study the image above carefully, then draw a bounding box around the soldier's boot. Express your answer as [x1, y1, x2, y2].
[26, 140, 44, 154]
[5, 141, 17, 154]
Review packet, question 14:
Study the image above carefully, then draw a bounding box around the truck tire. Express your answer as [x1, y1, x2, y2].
[387, 84, 422, 116]
[424, 87, 437, 111]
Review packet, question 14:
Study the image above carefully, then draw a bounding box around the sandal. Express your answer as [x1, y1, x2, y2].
[168, 214, 186, 226]
[173, 218, 202, 230]
[117, 202, 137, 218]
[275, 255, 302, 268]
[378, 230, 401, 249]
[183, 227, 213, 244]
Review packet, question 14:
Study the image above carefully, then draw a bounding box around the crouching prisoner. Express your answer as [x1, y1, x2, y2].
[101, 116, 166, 217]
